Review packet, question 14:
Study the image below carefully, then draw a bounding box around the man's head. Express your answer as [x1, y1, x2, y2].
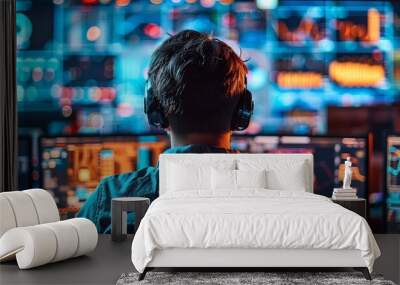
[146, 30, 249, 136]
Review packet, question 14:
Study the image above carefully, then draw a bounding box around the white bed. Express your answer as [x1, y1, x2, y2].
[131, 154, 380, 280]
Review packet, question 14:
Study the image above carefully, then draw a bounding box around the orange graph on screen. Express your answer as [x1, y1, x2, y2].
[329, 61, 385, 87]
[277, 19, 325, 43]
[277, 72, 323, 89]
[65, 141, 166, 189]
[336, 8, 380, 43]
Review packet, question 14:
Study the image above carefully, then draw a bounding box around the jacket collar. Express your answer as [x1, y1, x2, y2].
[163, 144, 238, 154]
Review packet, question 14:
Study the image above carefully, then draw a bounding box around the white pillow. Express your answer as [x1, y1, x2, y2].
[167, 163, 210, 191]
[238, 159, 308, 191]
[167, 160, 236, 192]
[211, 169, 267, 190]
[266, 165, 307, 191]
[211, 168, 236, 190]
[236, 169, 267, 189]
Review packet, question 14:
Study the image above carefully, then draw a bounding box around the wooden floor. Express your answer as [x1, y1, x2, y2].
[373, 235, 400, 284]
[0, 234, 399, 285]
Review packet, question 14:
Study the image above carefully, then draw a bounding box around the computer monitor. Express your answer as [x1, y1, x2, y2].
[231, 135, 368, 198]
[40, 135, 169, 218]
[386, 135, 400, 232]
[16, 1, 398, 136]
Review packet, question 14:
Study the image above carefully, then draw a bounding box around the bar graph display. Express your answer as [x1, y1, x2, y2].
[273, 7, 326, 46]
[334, 8, 383, 43]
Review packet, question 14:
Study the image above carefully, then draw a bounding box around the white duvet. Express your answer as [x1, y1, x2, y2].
[131, 190, 380, 273]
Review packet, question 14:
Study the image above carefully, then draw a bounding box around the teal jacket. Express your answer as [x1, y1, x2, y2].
[77, 144, 236, 233]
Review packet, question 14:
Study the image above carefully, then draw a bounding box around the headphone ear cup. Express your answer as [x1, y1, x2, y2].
[144, 87, 169, 129]
[148, 109, 169, 129]
[231, 89, 254, 131]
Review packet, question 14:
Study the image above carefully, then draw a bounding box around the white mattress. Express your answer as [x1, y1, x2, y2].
[131, 190, 380, 273]
[148, 248, 365, 268]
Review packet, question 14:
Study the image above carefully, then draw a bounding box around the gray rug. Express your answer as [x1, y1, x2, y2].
[117, 272, 396, 285]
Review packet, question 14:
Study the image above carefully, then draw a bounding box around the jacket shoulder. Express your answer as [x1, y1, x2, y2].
[100, 166, 157, 187]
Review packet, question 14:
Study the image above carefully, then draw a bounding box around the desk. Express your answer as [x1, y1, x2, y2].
[1, 235, 399, 285]
[0, 235, 134, 285]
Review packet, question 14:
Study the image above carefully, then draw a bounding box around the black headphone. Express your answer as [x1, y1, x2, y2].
[143, 81, 169, 129]
[144, 79, 254, 131]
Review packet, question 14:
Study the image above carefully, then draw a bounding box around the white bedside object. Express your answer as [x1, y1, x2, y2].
[332, 188, 358, 200]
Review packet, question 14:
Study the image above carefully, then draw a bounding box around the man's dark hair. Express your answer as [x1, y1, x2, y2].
[148, 30, 248, 134]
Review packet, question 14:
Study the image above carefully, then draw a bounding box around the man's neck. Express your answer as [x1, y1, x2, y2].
[169, 132, 231, 150]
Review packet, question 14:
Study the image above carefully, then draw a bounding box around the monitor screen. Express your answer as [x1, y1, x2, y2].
[387, 135, 400, 232]
[16, 0, 399, 136]
[40, 135, 169, 218]
[231, 135, 368, 198]
[39, 134, 368, 217]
